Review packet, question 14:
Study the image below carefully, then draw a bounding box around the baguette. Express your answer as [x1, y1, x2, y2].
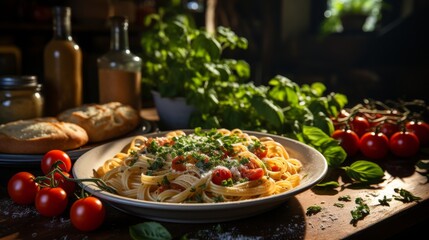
[0, 118, 89, 154]
[57, 102, 140, 143]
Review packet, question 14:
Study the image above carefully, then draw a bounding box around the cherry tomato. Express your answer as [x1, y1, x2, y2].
[240, 168, 264, 181]
[359, 132, 389, 159]
[270, 165, 281, 171]
[379, 122, 400, 139]
[332, 109, 350, 130]
[332, 129, 360, 157]
[70, 196, 105, 232]
[7, 172, 40, 205]
[389, 131, 420, 158]
[43, 172, 76, 196]
[350, 116, 370, 137]
[171, 156, 186, 172]
[254, 147, 268, 159]
[368, 113, 384, 128]
[41, 150, 72, 175]
[406, 120, 429, 147]
[211, 167, 232, 185]
[35, 187, 68, 217]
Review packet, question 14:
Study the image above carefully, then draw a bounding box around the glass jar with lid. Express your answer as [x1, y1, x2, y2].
[0, 75, 44, 124]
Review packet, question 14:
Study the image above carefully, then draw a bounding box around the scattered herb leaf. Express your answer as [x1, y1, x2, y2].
[306, 205, 322, 216]
[350, 197, 370, 226]
[334, 203, 344, 208]
[338, 195, 352, 202]
[378, 196, 392, 206]
[393, 188, 422, 203]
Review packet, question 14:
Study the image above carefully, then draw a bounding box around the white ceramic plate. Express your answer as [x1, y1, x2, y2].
[72, 130, 328, 223]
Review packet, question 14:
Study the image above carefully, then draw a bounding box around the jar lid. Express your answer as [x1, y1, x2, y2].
[0, 75, 38, 89]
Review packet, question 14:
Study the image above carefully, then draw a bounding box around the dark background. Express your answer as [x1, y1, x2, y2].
[1, 0, 428, 107]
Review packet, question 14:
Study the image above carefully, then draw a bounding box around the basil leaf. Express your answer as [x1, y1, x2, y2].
[342, 160, 384, 182]
[302, 126, 346, 167]
[129, 222, 172, 240]
[322, 145, 347, 167]
[192, 34, 221, 61]
[251, 96, 285, 129]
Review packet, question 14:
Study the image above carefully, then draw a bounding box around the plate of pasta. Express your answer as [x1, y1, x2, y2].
[73, 128, 328, 223]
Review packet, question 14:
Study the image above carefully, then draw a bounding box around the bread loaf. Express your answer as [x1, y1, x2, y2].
[0, 118, 89, 154]
[57, 102, 140, 143]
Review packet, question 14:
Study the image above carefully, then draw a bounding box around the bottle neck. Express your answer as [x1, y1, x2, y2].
[52, 7, 73, 41]
[110, 16, 130, 52]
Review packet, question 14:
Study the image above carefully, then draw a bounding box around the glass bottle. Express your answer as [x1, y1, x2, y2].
[43, 6, 82, 116]
[97, 16, 142, 111]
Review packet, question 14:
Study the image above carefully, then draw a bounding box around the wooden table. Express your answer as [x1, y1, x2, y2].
[1, 111, 428, 240]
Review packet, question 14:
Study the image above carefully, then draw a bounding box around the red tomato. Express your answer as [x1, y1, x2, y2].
[35, 187, 68, 217]
[406, 120, 429, 146]
[368, 113, 384, 128]
[41, 150, 72, 175]
[379, 122, 400, 139]
[350, 116, 370, 137]
[270, 165, 281, 171]
[254, 147, 268, 159]
[171, 156, 186, 172]
[332, 129, 360, 157]
[389, 131, 420, 158]
[7, 172, 40, 205]
[70, 196, 105, 232]
[332, 109, 350, 130]
[240, 168, 264, 181]
[211, 167, 232, 185]
[359, 132, 389, 159]
[43, 172, 76, 196]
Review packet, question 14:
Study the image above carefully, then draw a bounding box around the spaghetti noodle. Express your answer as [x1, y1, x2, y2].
[94, 128, 303, 203]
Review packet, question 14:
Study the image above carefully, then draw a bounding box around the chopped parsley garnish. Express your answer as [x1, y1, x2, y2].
[148, 157, 164, 170]
[161, 176, 170, 186]
[213, 195, 225, 203]
[128, 150, 139, 166]
[221, 178, 233, 187]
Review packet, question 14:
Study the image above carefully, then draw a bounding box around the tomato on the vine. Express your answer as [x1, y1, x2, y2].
[41, 150, 72, 175]
[70, 196, 106, 232]
[7, 172, 40, 205]
[350, 116, 370, 137]
[43, 172, 76, 196]
[379, 122, 400, 139]
[389, 131, 420, 158]
[332, 109, 350, 130]
[359, 132, 389, 159]
[406, 120, 429, 147]
[212, 167, 232, 185]
[332, 128, 360, 157]
[35, 187, 68, 217]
